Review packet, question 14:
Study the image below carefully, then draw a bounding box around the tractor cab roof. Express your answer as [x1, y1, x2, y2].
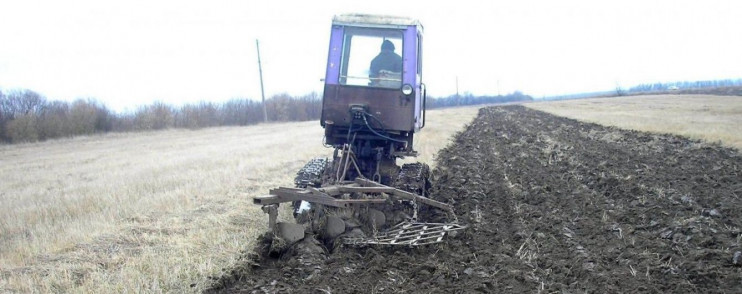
[332, 13, 423, 31]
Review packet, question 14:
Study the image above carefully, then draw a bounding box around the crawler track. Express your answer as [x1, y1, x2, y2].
[210, 105, 741, 293]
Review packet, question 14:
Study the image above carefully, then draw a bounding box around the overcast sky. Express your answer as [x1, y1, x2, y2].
[1, 0, 740, 112]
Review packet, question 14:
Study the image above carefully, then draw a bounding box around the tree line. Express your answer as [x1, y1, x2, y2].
[427, 91, 533, 108]
[0, 89, 321, 143]
[628, 79, 742, 93]
[0, 88, 532, 144]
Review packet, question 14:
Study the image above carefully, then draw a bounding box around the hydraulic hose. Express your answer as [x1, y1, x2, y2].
[361, 113, 407, 143]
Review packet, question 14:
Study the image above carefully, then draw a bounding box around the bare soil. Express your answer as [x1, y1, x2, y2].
[209, 105, 742, 293]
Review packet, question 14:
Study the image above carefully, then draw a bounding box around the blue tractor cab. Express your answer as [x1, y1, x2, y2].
[321, 14, 426, 169]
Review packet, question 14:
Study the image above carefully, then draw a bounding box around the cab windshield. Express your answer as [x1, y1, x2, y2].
[339, 27, 403, 88]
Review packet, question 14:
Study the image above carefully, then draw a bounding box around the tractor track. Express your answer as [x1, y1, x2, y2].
[209, 105, 741, 293]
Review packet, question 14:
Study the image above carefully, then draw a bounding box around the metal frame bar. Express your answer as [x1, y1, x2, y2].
[254, 178, 453, 213]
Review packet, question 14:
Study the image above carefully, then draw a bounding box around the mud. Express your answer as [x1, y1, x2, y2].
[209, 105, 742, 293]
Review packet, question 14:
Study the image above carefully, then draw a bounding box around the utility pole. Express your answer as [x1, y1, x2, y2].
[455, 76, 459, 99]
[256, 39, 268, 123]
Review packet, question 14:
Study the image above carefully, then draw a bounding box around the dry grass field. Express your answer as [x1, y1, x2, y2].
[526, 94, 742, 150]
[0, 106, 479, 293]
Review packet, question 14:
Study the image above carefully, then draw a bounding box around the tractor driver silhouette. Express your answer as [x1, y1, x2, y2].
[369, 39, 402, 87]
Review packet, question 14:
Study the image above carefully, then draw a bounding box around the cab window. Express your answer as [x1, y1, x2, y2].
[339, 27, 403, 88]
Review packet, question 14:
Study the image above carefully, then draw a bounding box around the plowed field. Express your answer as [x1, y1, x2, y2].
[211, 105, 742, 293]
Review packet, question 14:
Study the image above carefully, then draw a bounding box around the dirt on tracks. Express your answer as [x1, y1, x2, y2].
[209, 105, 742, 293]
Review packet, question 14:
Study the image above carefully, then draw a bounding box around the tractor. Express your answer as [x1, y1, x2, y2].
[254, 14, 464, 251]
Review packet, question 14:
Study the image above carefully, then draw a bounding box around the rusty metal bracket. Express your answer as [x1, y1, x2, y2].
[260, 204, 278, 231]
[354, 178, 454, 213]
